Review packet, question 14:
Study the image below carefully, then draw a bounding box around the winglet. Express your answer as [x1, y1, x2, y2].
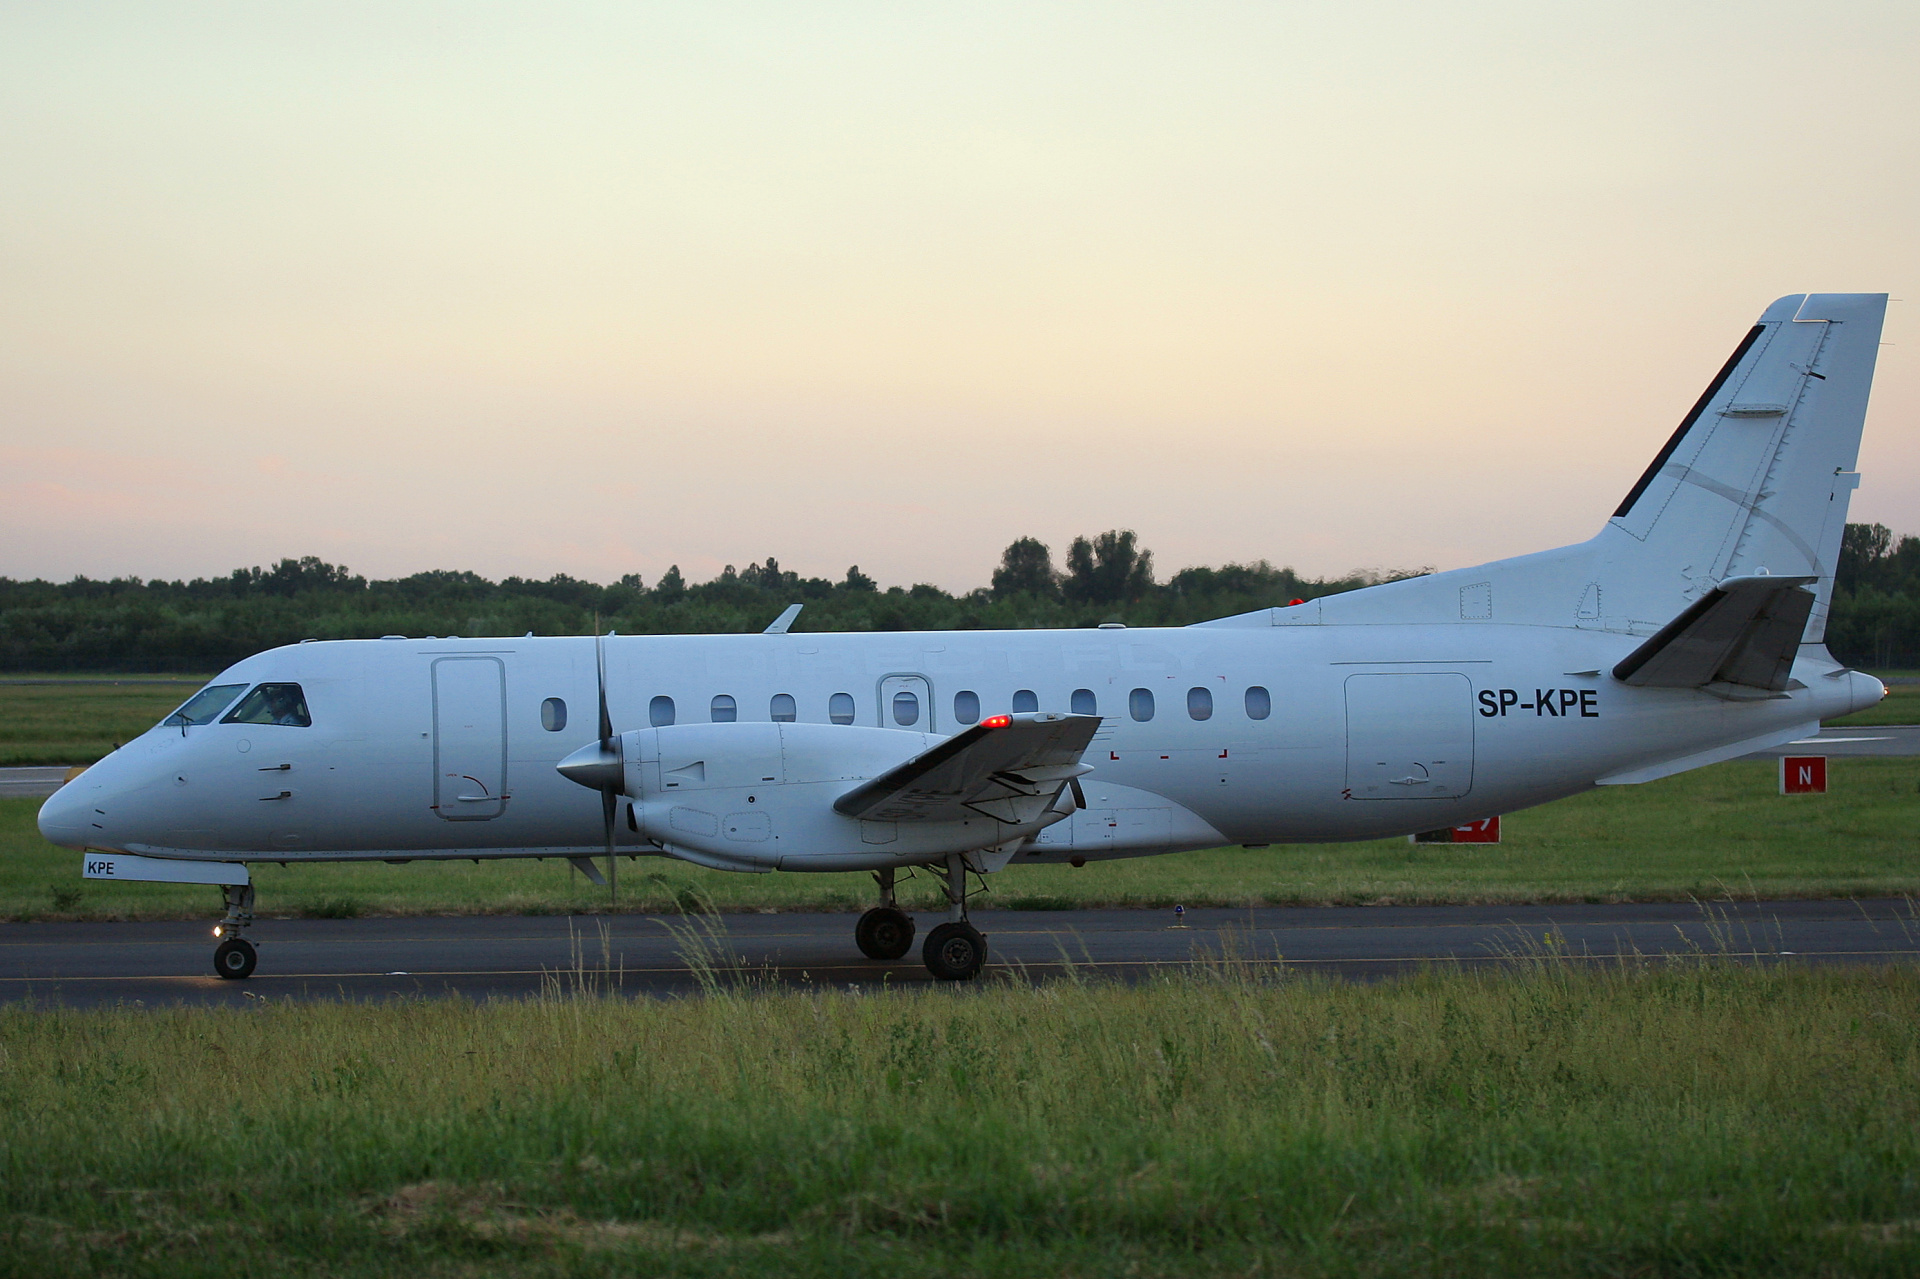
[763, 604, 803, 635]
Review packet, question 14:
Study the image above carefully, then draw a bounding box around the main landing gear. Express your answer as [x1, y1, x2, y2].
[854, 857, 988, 981]
[212, 883, 257, 979]
[922, 853, 987, 981]
[855, 868, 916, 960]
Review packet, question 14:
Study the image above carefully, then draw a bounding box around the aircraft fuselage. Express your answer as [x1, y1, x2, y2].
[40, 623, 1879, 870]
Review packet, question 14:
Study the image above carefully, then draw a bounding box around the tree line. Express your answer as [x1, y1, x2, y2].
[2, 525, 1915, 672]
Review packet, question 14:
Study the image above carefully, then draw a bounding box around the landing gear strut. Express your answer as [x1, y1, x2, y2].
[922, 852, 987, 982]
[212, 883, 257, 980]
[855, 868, 915, 960]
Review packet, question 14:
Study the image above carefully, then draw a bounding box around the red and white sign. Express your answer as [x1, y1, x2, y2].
[1411, 816, 1501, 844]
[1450, 816, 1501, 843]
[1780, 755, 1827, 795]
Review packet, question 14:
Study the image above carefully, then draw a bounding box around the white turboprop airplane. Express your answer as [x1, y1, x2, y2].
[40, 293, 1891, 981]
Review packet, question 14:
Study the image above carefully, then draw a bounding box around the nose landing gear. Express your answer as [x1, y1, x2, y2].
[212, 883, 257, 979]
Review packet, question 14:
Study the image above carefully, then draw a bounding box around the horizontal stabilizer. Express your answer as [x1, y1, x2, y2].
[1611, 574, 1815, 694]
[833, 712, 1098, 824]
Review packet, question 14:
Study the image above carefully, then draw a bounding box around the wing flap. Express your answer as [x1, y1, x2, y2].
[1612, 574, 1816, 693]
[832, 713, 1100, 824]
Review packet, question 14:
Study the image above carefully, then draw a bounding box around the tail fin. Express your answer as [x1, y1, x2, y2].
[1202, 293, 1887, 637]
[1604, 293, 1886, 641]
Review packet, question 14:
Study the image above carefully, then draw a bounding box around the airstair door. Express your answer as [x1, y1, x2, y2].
[1345, 673, 1474, 800]
[878, 674, 934, 731]
[432, 656, 509, 820]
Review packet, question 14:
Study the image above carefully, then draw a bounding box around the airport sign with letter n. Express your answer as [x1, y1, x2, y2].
[1410, 817, 1501, 844]
[1780, 755, 1827, 795]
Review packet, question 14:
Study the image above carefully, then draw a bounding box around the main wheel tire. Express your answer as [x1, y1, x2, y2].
[855, 906, 916, 960]
[922, 922, 987, 981]
[213, 937, 257, 980]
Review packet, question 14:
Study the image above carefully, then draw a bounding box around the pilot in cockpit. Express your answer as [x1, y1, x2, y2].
[263, 686, 305, 726]
[220, 682, 312, 728]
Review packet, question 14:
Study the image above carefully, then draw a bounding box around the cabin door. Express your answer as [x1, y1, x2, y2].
[432, 656, 509, 820]
[1344, 673, 1474, 800]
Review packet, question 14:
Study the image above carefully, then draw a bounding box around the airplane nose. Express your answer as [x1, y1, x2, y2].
[36, 779, 92, 848]
[557, 739, 624, 792]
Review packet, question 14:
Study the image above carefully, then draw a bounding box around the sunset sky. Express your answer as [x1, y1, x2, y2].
[3, 1, 1915, 591]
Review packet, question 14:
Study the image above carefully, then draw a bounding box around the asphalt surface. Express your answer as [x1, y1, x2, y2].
[2, 900, 1913, 1008]
[0, 767, 74, 799]
[1733, 724, 1920, 760]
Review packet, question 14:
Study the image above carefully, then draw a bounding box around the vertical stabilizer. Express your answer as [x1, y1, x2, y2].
[1601, 293, 1885, 640]
[1202, 293, 1887, 638]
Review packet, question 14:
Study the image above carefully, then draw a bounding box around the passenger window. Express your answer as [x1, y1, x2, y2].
[222, 683, 311, 728]
[1187, 687, 1213, 720]
[770, 693, 797, 722]
[1070, 688, 1097, 716]
[829, 692, 856, 725]
[1245, 686, 1272, 720]
[892, 690, 920, 726]
[649, 695, 675, 727]
[541, 697, 567, 732]
[1012, 689, 1038, 714]
[710, 694, 737, 723]
[164, 683, 247, 727]
[1129, 688, 1155, 722]
[954, 690, 980, 724]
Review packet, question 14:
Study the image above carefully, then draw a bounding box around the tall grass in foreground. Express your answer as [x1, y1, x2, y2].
[2, 963, 1917, 1276]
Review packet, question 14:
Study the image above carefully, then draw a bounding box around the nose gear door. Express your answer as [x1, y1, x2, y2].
[432, 656, 509, 820]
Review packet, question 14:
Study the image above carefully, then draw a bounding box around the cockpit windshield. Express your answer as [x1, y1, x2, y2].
[163, 683, 249, 727]
[221, 683, 312, 728]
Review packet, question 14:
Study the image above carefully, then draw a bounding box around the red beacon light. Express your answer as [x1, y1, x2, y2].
[981, 714, 1013, 728]
[1287, 598, 1305, 606]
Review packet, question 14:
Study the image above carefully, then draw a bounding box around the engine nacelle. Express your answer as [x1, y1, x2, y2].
[616, 721, 1072, 871]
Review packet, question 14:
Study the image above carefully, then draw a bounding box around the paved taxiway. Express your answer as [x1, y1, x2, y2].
[3, 900, 1913, 1008]
[0, 766, 75, 799]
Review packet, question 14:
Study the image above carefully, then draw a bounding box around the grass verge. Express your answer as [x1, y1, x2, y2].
[6, 757, 1919, 921]
[0, 676, 206, 767]
[1, 963, 1916, 1276]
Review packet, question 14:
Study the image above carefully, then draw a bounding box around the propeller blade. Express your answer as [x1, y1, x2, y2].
[603, 787, 618, 906]
[597, 630, 616, 906]
[596, 633, 613, 744]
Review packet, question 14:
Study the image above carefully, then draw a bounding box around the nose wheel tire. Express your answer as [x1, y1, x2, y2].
[213, 937, 257, 980]
[922, 922, 987, 981]
[855, 906, 916, 960]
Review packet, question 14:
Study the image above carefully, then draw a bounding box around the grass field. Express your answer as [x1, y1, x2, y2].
[0, 676, 205, 767]
[7, 755, 1918, 921]
[1, 963, 1915, 1276]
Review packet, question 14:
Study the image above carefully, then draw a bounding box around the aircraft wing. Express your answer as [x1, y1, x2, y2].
[832, 712, 1099, 825]
[1611, 573, 1817, 696]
